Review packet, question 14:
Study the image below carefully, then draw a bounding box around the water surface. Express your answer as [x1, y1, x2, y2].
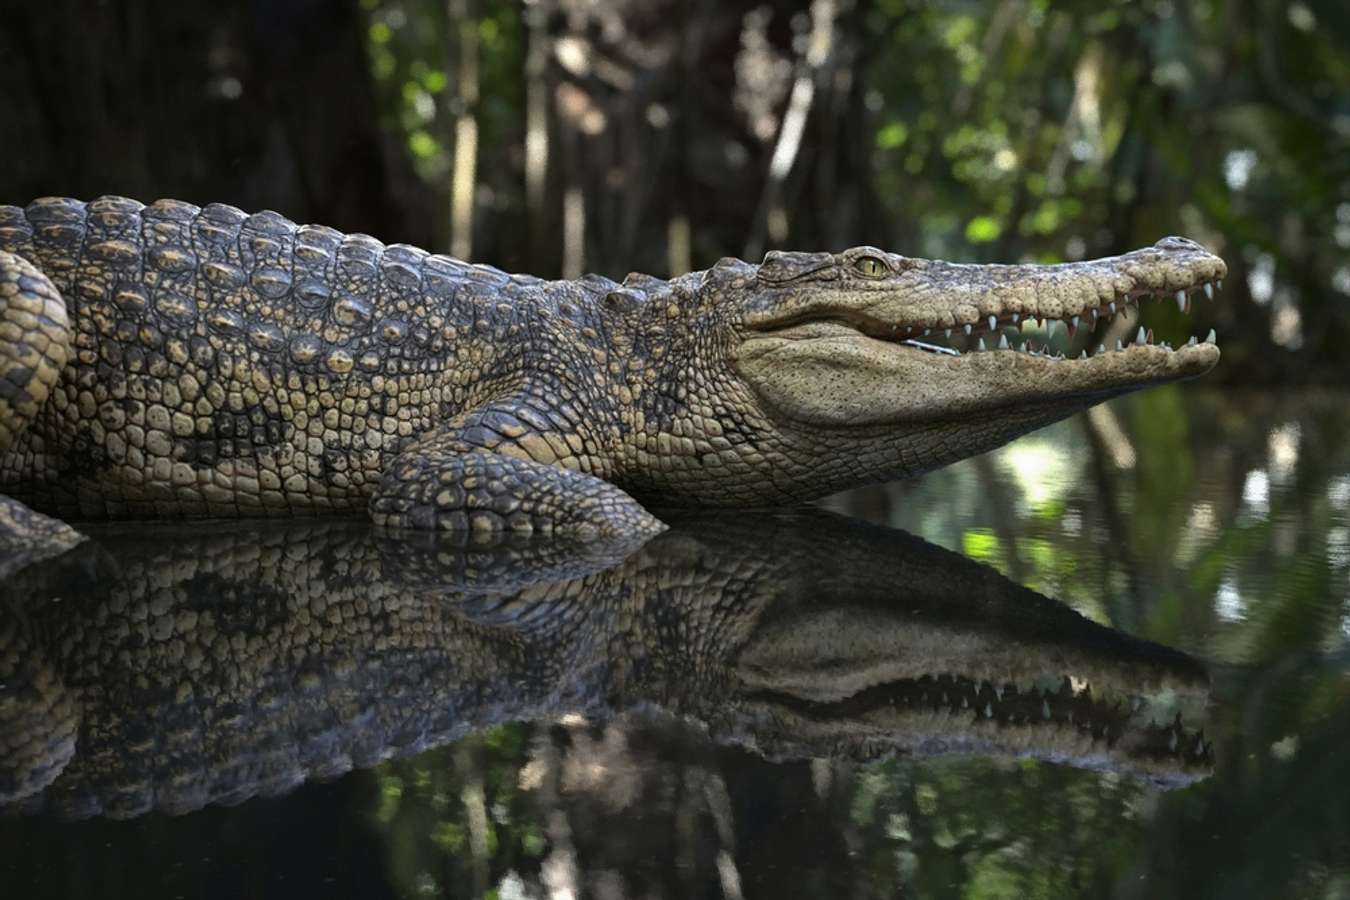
[2, 388, 1346, 899]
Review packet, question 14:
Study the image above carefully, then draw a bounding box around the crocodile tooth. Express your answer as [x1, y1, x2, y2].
[1046, 319, 1057, 338]
[945, 328, 952, 338]
[1146, 328, 1154, 344]
[1011, 313, 1020, 324]
[1135, 326, 1147, 345]
[1109, 301, 1117, 315]
[1097, 343, 1105, 354]
[922, 328, 931, 336]
[997, 333, 1009, 350]
[1206, 328, 1216, 343]
[1204, 282, 1214, 300]
[1115, 339, 1124, 351]
[1175, 290, 1187, 312]
[984, 703, 994, 719]
[1071, 314, 1080, 331]
[988, 315, 997, 332]
[1217, 279, 1223, 291]
[1079, 350, 1087, 359]
[1187, 336, 1197, 346]
[977, 337, 987, 351]
[964, 323, 973, 336]
[1090, 308, 1098, 321]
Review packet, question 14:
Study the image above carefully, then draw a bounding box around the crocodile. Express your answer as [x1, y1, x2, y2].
[0, 195, 1226, 539]
[0, 510, 1212, 818]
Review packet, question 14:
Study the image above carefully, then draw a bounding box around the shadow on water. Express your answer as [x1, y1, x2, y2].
[1, 390, 1348, 898]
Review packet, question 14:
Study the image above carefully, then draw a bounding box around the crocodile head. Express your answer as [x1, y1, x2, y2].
[627, 238, 1224, 503]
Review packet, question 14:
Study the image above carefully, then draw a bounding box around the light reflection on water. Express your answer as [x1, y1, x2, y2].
[830, 389, 1350, 660]
[1, 388, 1348, 899]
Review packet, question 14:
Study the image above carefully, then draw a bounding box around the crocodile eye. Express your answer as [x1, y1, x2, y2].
[854, 256, 887, 277]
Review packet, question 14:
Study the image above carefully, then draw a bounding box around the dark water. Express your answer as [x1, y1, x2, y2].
[2, 388, 1347, 899]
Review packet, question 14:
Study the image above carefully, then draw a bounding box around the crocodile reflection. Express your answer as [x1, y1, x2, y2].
[0, 511, 1212, 818]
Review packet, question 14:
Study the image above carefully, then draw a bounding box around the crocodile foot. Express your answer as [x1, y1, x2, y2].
[371, 434, 665, 539]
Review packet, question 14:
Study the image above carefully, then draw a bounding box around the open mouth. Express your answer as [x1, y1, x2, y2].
[752, 672, 1210, 758]
[737, 670, 1215, 785]
[894, 276, 1223, 359]
[762, 273, 1226, 362]
[734, 241, 1226, 427]
[749, 236, 1229, 365]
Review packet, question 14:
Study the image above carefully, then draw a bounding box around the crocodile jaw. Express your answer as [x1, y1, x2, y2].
[734, 329, 1218, 427]
[731, 236, 1225, 428]
[723, 607, 1214, 787]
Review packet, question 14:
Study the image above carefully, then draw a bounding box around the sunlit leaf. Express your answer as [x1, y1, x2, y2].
[966, 215, 1002, 242]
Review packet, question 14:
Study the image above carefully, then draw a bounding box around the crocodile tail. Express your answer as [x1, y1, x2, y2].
[0, 234, 72, 452]
[0, 589, 79, 806]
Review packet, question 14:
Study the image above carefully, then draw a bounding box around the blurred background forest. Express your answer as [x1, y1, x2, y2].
[1, 0, 1347, 383]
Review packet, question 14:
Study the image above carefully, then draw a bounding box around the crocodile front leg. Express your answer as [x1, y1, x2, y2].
[370, 418, 664, 538]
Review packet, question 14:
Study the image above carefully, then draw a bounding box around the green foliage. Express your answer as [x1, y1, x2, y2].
[357, 0, 1350, 380]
